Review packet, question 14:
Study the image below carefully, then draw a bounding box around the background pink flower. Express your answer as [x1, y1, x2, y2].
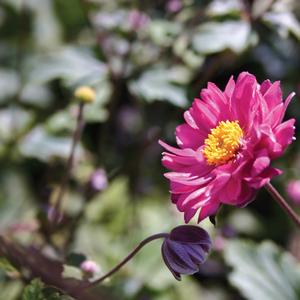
[160, 72, 295, 223]
[286, 180, 300, 205]
[166, 0, 182, 13]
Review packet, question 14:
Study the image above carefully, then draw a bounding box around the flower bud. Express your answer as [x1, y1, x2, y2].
[161, 225, 212, 280]
[74, 86, 96, 104]
[80, 260, 101, 275]
[90, 169, 108, 192]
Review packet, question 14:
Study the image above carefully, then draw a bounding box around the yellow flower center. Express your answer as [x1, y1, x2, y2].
[203, 120, 243, 166]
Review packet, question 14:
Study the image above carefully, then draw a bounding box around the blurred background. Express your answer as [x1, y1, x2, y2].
[0, 0, 300, 299]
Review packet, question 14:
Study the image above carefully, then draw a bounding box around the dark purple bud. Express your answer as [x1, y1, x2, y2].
[161, 225, 212, 280]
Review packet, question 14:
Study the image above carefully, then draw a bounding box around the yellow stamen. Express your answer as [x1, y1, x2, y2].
[203, 120, 243, 166]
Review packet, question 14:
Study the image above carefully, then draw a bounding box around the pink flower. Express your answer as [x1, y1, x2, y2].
[286, 180, 300, 205]
[160, 72, 295, 223]
[127, 10, 150, 31]
[166, 0, 182, 13]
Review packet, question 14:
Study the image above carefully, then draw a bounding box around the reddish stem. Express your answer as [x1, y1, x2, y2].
[81, 233, 169, 292]
[265, 182, 300, 228]
[51, 102, 85, 224]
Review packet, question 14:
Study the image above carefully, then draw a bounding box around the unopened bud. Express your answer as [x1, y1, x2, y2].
[74, 86, 96, 104]
[90, 169, 108, 192]
[161, 225, 212, 281]
[80, 260, 101, 277]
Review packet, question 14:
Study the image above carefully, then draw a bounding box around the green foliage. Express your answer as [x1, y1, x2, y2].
[0, 257, 18, 274]
[22, 279, 75, 300]
[0, 281, 23, 300]
[0, 169, 35, 230]
[28, 47, 108, 87]
[0, 0, 300, 299]
[224, 240, 300, 300]
[129, 67, 189, 107]
[192, 21, 258, 54]
[62, 265, 82, 280]
[65, 253, 86, 268]
[22, 279, 44, 300]
[19, 127, 83, 162]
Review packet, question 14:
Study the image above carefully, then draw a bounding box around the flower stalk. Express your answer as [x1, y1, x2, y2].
[50, 102, 85, 225]
[81, 233, 169, 291]
[265, 182, 300, 228]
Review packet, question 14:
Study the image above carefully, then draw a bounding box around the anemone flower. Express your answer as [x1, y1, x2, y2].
[160, 72, 295, 223]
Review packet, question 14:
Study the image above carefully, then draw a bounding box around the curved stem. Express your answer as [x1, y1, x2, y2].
[265, 182, 300, 228]
[50, 102, 85, 224]
[82, 233, 169, 291]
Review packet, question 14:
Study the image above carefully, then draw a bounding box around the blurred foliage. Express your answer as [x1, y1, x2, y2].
[22, 279, 74, 300]
[224, 239, 300, 300]
[0, 0, 300, 299]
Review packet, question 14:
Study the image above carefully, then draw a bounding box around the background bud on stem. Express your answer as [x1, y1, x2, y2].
[74, 86, 96, 104]
[80, 260, 101, 279]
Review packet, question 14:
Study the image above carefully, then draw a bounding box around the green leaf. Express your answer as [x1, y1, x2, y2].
[0, 257, 18, 274]
[263, 11, 300, 40]
[149, 20, 181, 47]
[66, 253, 87, 268]
[30, 0, 62, 50]
[22, 279, 75, 300]
[192, 21, 258, 54]
[22, 279, 44, 300]
[0, 168, 36, 230]
[28, 47, 108, 87]
[0, 281, 23, 300]
[129, 68, 188, 107]
[20, 83, 53, 108]
[0, 108, 34, 143]
[42, 287, 74, 300]
[3, 0, 62, 49]
[45, 110, 76, 133]
[206, 0, 243, 17]
[62, 265, 82, 280]
[19, 126, 84, 162]
[0, 69, 20, 102]
[224, 239, 300, 300]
